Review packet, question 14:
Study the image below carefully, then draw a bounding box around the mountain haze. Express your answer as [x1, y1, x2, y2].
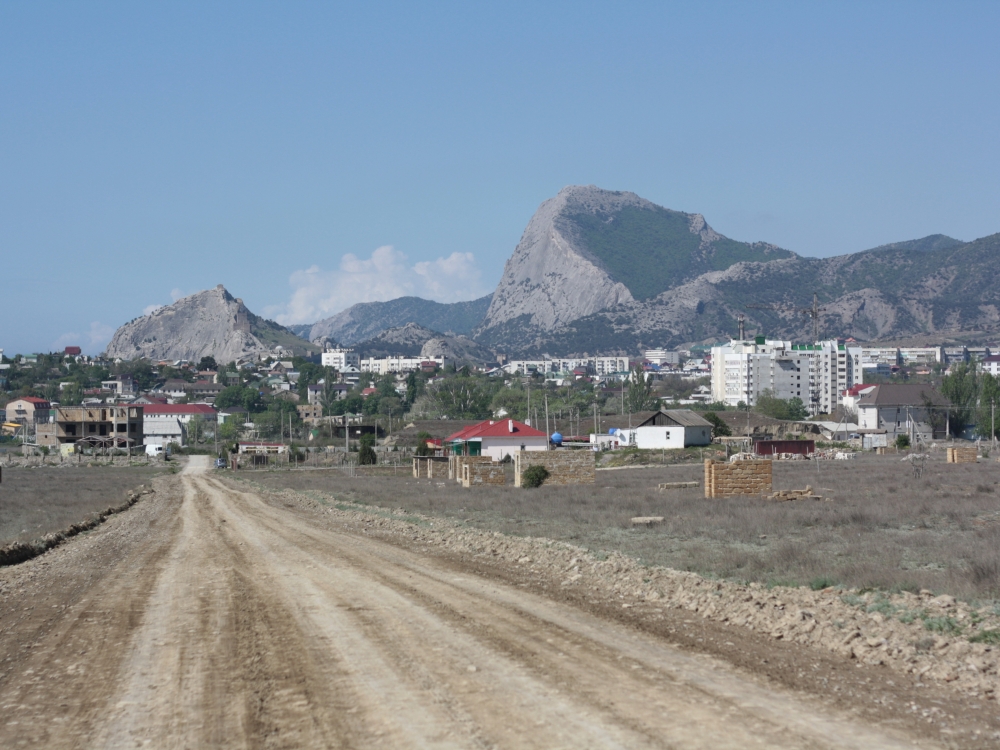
[309, 295, 491, 345]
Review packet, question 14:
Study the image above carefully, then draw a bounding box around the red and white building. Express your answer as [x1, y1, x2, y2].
[142, 403, 217, 447]
[444, 419, 548, 461]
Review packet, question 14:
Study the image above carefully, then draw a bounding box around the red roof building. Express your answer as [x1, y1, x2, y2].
[444, 419, 548, 460]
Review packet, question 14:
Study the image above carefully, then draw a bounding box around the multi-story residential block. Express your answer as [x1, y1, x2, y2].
[859, 347, 901, 367]
[320, 348, 360, 370]
[360, 356, 444, 375]
[502, 356, 629, 377]
[898, 347, 943, 366]
[711, 338, 859, 415]
[644, 349, 681, 366]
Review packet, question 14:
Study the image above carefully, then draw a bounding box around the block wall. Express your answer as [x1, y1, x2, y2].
[461, 462, 507, 488]
[514, 450, 596, 487]
[704, 459, 773, 498]
[450, 455, 494, 482]
[947, 447, 978, 464]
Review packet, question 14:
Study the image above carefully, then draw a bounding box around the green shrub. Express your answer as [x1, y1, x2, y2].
[970, 629, 1000, 645]
[521, 465, 550, 488]
[358, 444, 377, 466]
[921, 614, 962, 634]
[809, 576, 838, 591]
[895, 434, 911, 450]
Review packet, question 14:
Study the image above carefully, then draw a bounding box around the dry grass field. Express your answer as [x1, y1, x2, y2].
[247, 452, 1000, 601]
[0, 466, 167, 546]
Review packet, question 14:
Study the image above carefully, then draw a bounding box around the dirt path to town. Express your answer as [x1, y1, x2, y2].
[0, 458, 944, 748]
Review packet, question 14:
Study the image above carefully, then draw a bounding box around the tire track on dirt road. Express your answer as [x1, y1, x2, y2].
[1, 457, 943, 748]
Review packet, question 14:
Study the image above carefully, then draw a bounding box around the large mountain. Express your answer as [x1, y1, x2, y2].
[309, 295, 491, 345]
[476, 185, 793, 346]
[104, 285, 319, 362]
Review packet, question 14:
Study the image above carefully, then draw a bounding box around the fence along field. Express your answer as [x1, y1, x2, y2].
[248, 451, 1000, 600]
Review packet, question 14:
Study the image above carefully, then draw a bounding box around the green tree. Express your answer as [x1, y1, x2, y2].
[414, 430, 435, 456]
[197, 356, 218, 371]
[755, 390, 809, 421]
[215, 385, 263, 413]
[940, 363, 979, 436]
[358, 432, 377, 465]
[625, 364, 657, 414]
[703, 412, 731, 437]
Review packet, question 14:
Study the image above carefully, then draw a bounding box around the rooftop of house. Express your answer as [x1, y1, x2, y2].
[446, 419, 547, 442]
[856, 383, 951, 407]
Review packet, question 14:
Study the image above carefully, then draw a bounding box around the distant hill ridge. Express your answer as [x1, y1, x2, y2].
[104, 186, 1000, 361]
[103, 285, 319, 362]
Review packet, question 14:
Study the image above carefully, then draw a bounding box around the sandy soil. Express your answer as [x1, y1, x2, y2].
[0, 457, 967, 748]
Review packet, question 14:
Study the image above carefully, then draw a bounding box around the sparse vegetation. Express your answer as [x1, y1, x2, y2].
[251, 452, 1000, 600]
[521, 465, 550, 488]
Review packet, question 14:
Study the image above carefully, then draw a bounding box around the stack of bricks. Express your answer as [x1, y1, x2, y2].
[449, 455, 495, 482]
[704, 459, 773, 498]
[461, 462, 506, 487]
[946, 446, 979, 464]
[514, 450, 596, 487]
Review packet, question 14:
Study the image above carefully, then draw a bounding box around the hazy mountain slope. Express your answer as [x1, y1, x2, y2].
[103, 285, 319, 362]
[353, 322, 493, 364]
[309, 295, 491, 345]
[513, 232, 1000, 355]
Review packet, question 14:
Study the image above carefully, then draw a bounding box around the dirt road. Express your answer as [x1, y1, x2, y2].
[0, 457, 940, 748]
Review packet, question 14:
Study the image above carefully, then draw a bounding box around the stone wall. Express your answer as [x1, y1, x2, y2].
[461, 462, 507, 488]
[514, 450, 595, 487]
[449, 455, 495, 482]
[412, 457, 448, 478]
[947, 447, 979, 464]
[704, 459, 772, 498]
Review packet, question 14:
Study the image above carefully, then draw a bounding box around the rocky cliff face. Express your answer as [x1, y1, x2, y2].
[103, 286, 317, 362]
[477, 185, 792, 344]
[479, 187, 636, 334]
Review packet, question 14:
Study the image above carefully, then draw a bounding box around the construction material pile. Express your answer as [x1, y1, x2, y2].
[767, 485, 827, 502]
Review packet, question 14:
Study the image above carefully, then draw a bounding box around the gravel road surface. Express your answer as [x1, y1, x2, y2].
[0, 457, 941, 748]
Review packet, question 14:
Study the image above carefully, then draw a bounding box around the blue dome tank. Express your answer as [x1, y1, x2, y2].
[550, 432, 563, 445]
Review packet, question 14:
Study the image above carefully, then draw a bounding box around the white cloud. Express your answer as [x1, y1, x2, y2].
[143, 304, 164, 316]
[170, 288, 185, 302]
[52, 322, 116, 355]
[271, 245, 489, 324]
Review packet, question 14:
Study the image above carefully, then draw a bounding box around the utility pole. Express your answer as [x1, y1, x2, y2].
[544, 394, 549, 441]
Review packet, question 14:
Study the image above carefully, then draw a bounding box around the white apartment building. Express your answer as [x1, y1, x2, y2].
[711, 338, 859, 415]
[898, 347, 943, 366]
[859, 347, 901, 367]
[359, 355, 444, 375]
[644, 349, 680, 366]
[321, 348, 360, 370]
[502, 356, 629, 377]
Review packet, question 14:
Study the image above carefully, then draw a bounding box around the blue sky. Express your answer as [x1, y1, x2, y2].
[2, 2, 999, 354]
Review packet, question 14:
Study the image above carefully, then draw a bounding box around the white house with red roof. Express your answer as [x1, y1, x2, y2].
[142, 403, 217, 447]
[444, 419, 548, 461]
[5, 396, 50, 425]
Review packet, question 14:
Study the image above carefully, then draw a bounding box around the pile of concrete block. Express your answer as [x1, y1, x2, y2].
[767, 485, 826, 502]
[657, 481, 699, 491]
[704, 459, 773, 498]
[946, 446, 978, 464]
